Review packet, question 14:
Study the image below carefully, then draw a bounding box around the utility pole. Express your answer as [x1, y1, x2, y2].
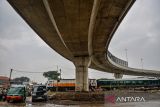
[9, 69, 13, 85]
[57, 65, 58, 72]
[59, 69, 61, 80]
[125, 49, 128, 62]
[56, 65, 59, 92]
[141, 58, 144, 71]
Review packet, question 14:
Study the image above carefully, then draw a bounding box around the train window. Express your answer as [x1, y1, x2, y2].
[138, 80, 142, 83]
[152, 80, 155, 85]
[155, 80, 158, 85]
[144, 80, 148, 85]
[126, 80, 130, 83]
[132, 81, 136, 84]
[139, 81, 142, 85]
[120, 81, 123, 84]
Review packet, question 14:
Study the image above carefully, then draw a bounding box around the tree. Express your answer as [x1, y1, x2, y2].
[13, 76, 30, 82]
[43, 71, 60, 80]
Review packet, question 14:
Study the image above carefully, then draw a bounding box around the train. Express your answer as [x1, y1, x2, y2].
[46, 79, 97, 91]
[97, 77, 160, 90]
[46, 77, 160, 91]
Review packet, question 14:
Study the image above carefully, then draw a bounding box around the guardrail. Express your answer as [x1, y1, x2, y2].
[107, 51, 128, 67]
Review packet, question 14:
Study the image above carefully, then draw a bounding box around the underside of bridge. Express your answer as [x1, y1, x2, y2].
[8, 0, 160, 91]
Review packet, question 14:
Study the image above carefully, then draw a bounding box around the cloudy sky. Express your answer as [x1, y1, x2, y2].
[0, 0, 160, 83]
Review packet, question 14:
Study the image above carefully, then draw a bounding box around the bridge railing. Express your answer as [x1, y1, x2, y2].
[107, 51, 128, 67]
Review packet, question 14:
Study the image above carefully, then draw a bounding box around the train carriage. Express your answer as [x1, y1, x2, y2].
[97, 77, 160, 90]
[47, 79, 97, 91]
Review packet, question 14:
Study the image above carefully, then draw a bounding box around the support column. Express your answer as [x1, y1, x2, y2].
[74, 57, 90, 92]
[114, 73, 123, 79]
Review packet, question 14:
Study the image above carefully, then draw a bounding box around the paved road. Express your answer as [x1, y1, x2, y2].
[1, 101, 160, 107]
[0, 97, 160, 107]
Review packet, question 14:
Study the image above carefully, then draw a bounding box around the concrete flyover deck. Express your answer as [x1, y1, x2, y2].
[8, 0, 160, 91]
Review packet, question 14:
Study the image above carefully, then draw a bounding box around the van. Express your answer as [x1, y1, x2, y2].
[32, 85, 47, 102]
[6, 85, 26, 102]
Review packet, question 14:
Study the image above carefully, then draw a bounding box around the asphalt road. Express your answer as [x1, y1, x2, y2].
[0, 97, 160, 107]
[1, 101, 160, 107]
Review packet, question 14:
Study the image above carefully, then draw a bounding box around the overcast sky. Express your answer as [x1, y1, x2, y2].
[0, 0, 160, 83]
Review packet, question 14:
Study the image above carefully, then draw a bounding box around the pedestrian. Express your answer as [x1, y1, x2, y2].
[0, 89, 2, 101]
[2, 88, 7, 101]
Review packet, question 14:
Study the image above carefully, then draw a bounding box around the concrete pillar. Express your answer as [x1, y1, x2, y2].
[74, 57, 90, 92]
[114, 73, 123, 79]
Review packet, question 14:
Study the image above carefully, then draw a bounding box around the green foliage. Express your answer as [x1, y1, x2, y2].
[13, 76, 30, 82]
[43, 71, 60, 80]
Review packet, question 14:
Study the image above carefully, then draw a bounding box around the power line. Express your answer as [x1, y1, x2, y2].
[26, 65, 75, 71]
[41, 65, 75, 70]
[11, 64, 75, 74]
[12, 69, 44, 73]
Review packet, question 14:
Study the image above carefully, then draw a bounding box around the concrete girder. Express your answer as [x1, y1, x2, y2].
[7, 0, 74, 61]
[43, 0, 94, 56]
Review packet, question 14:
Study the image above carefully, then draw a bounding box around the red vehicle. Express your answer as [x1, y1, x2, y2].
[6, 85, 26, 102]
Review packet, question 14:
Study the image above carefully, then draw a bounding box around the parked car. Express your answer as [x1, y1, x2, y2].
[6, 85, 26, 102]
[32, 85, 47, 102]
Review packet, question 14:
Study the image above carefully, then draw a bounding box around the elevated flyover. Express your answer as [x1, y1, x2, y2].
[8, 0, 160, 91]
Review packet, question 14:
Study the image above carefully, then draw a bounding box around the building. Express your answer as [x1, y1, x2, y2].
[0, 76, 10, 89]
